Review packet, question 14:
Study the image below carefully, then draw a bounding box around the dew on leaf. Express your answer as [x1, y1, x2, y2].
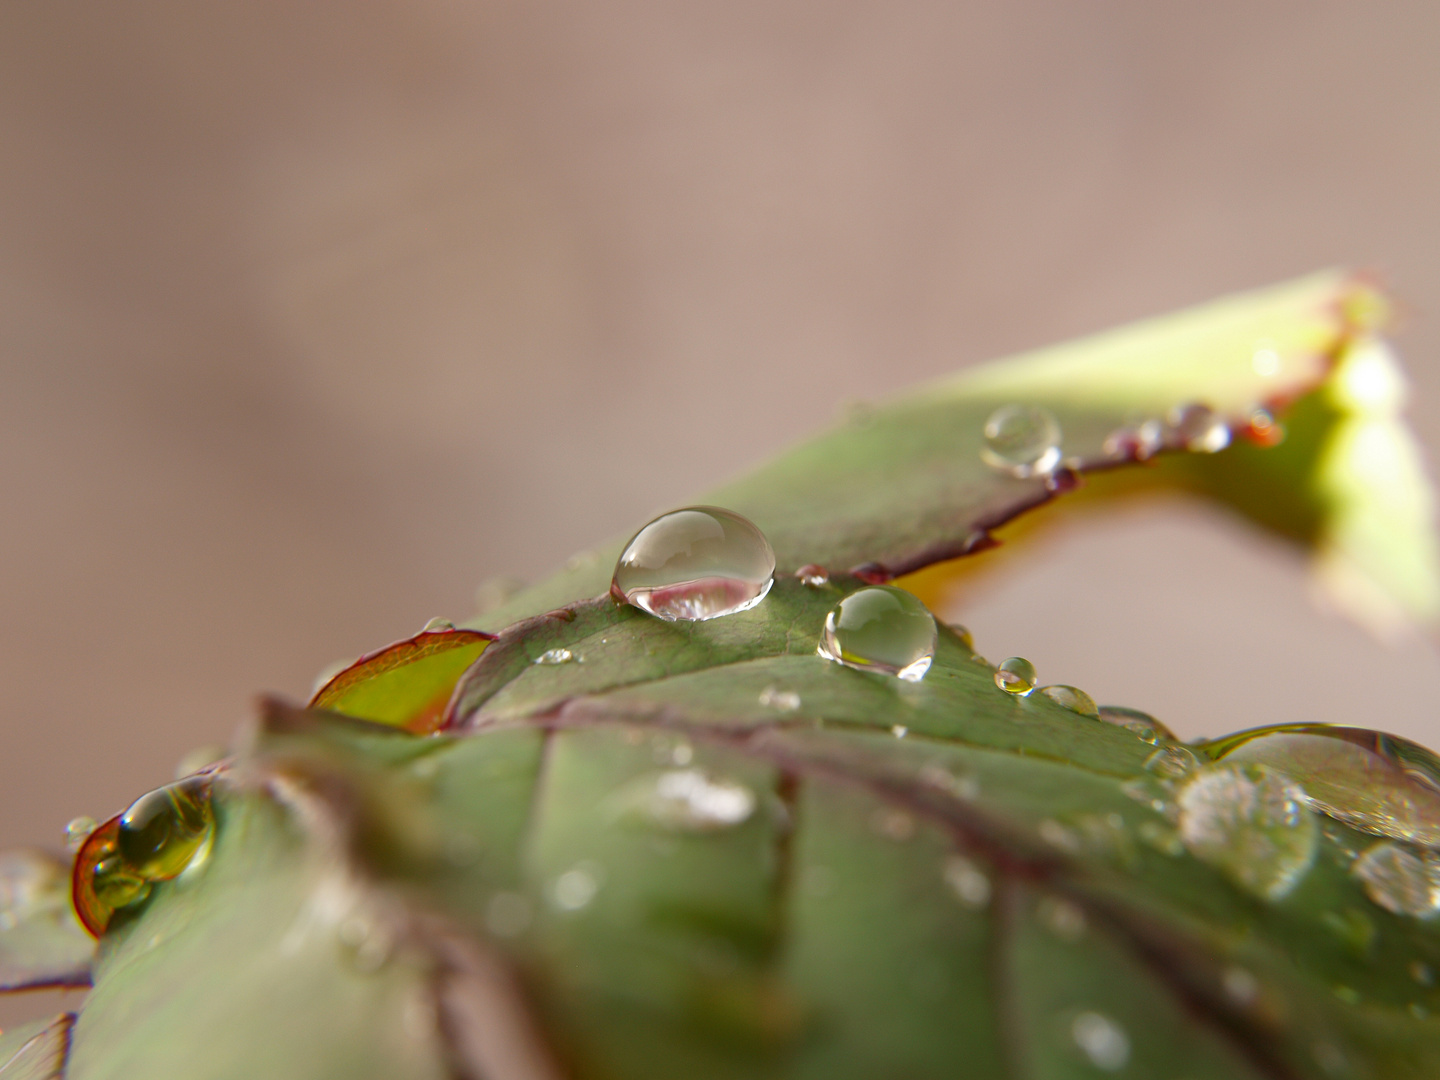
[795, 564, 829, 587]
[1176, 764, 1317, 901]
[818, 585, 936, 682]
[64, 816, 97, 853]
[1350, 841, 1440, 917]
[1145, 745, 1200, 780]
[613, 506, 775, 621]
[1169, 401, 1231, 452]
[421, 617, 454, 632]
[1223, 966, 1260, 1006]
[871, 808, 915, 841]
[941, 854, 990, 909]
[891, 725, 908, 739]
[758, 686, 801, 711]
[994, 656, 1037, 695]
[117, 776, 215, 881]
[1038, 896, 1087, 940]
[617, 769, 757, 833]
[1198, 724, 1440, 846]
[1097, 705, 1175, 743]
[1038, 684, 1099, 717]
[550, 864, 602, 911]
[534, 648, 576, 665]
[1038, 819, 1082, 854]
[1071, 1011, 1130, 1071]
[980, 403, 1062, 477]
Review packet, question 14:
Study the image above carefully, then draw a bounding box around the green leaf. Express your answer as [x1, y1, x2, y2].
[310, 628, 492, 733]
[0, 851, 92, 992]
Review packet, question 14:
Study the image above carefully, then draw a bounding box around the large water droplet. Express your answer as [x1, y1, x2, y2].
[1071, 1011, 1130, 1071]
[613, 506, 775, 621]
[1097, 706, 1175, 743]
[1039, 684, 1098, 717]
[981, 404, 1062, 477]
[1350, 841, 1440, 917]
[1168, 402, 1231, 453]
[818, 586, 936, 682]
[117, 776, 215, 881]
[627, 769, 757, 832]
[1198, 724, 1440, 846]
[994, 656, 1037, 695]
[1176, 764, 1317, 901]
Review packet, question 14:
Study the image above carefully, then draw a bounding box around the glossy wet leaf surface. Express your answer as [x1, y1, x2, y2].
[22, 273, 1440, 1078]
[0, 851, 92, 992]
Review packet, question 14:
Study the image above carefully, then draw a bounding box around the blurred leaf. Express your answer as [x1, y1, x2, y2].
[0, 1014, 74, 1079]
[310, 628, 492, 733]
[0, 851, 92, 992]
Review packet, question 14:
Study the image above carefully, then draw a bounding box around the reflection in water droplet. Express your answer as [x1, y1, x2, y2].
[994, 657, 1037, 696]
[534, 648, 576, 665]
[1169, 402, 1231, 453]
[485, 892, 533, 938]
[1350, 841, 1440, 917]
[1039, 685, 1099, 717]
[613, 507, 775, 621]
[1198, 724, 1440, 846]
[942, 854, 991, 908]
[818, 586, 936, 682]
[117, 776, 216, 881]
[622, 769, 757, 832]
[421, 617, 454, 632]
[65, 816, 98, 853]
[758, 686, 801, 711]
[1071, 1011, 1130, 1071]
[795, 564, 829, 587]
[1097, 706, 1175, 744]
[1145, 745, 1200, 779]
[981, 404, 1062, 477]
[551, 864, 602, 911]
[1177, 764, 1317, 901]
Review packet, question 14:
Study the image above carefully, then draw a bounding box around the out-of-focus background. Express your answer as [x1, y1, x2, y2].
[4, 3, 1440, 860]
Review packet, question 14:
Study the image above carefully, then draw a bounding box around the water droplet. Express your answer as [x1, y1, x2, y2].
[758, 686, 800, 711]
[613, 506, 775, 621]
[1252, 344, 1281, 377]
[1039, 896, 1087, 940]
[485, 891, 533, 938]
[1038, 819, 1082, 853]
[919, 764, 980, 800]
[1350, 841, 1440, 917]
[627, 769, 757, 832]
[1145, 745, 1199, 779]
[1038, 684, 1098, 717]
[942, 854, 990, 908]
[1198, 724, 1440, 846]
[534, 648, 576, 665]
[64, 816, 97, 853]
[1176, 764, 1318, 900]
[818, 585, 936, 682]
[117, 776, 216, 881]
[795, 564, 829, 587]
[872, 808, 915, 841]
[421, 616, 454, 632]
[994, 656, 1037, 695]
[1410, 960, 1435, 987]
[981, 404, 1062, 477]
[891, 725, 908, 739]
[1071, 1011, 1129, 1071]
[1097, 706, 1175, 743]
[946, 622, 975, 650]
[1223, 966, 1260, 1005]
[550, 863, 602, 911]
[1169, 402, 1231, 452]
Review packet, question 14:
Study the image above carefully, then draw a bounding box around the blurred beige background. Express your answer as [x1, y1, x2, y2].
[3, 0, 1440, 868]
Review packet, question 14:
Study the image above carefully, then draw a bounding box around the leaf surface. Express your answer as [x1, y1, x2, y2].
[310, 628, 492, 733]
[0, 851, 92, 992]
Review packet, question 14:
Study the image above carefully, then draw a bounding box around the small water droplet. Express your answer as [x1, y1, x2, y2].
[1410, 960, 1435, 986]
[1198, 724, 1440, 846]
[871, 808, 915, 841]
[758, 686, 801, 711]
[1350, 841, 1440, 917]
[1169, 402, 1231, 452]
[946, 622, 975, 650]
[421, 617, 454, 632]
[818, 585, 936, 682]
[485, 891, 533, 938]
[624, 769, 757, 832]
[1038, 819, 1082, 853]
[1097, 706, 1175, 743]
[1145, 745, 1200, 779]
[1038, 684, 1098, 717]
[1176, 764, 1318, 901]
[891, 725, 909, 739]
[795, 564, 829, 587]
[919, 764, 979, 799]
[942, 854, 991, 908]
[534, 648, 576, 665]
[613, 506, 775, 621]
[1223, 966, 1260, 1005]
[994, 656, 1037, 695]
[551, 863, 602, 911]
[117, 776, 215, 881]
[64, 816, 98, 853]
[981, 404, 1062, 477]
[1071, 1011, 1129, 1071]
[1039, 896, 1087, 940]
